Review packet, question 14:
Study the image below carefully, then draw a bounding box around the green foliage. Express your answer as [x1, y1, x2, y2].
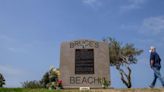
[103, 37, 143, 66]
[101, 78, 109, 89]
[40, 72, 50, 88]
[21, 80, 43, 88]
[21, 67, 61, 89]
[37, 67, 62, 90]
[49, 68, 58, 83]
[0, 73, 5, 88]
[0, 88, 23, 92]
[47, 68, 62, 89]
[0, 88, 62, 92]
[103, 37, 143, 88]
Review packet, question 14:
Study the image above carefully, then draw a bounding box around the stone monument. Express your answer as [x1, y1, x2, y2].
[60, 40, 110, 88]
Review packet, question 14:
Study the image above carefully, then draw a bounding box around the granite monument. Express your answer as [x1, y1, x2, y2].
[60, 40, 110, 88]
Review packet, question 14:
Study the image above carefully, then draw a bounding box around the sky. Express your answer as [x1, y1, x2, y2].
[0, 0, 164, 88]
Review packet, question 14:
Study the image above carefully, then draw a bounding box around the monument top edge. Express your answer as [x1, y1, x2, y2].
[61, 39, 105, 44]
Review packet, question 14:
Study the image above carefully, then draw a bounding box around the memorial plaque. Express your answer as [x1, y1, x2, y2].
[75, 49, 94, 74]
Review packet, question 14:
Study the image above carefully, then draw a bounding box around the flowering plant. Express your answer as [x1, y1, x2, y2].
[57, 80, 63, 89]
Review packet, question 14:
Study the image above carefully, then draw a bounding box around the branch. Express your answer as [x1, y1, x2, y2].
[120, 72, 129, 87]
[127, 66, 132, 87]
[116, 66, 128, 78]
[116, 66, 132, 88]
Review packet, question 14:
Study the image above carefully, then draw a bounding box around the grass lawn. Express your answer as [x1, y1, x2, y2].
[0, 88, 164, 92]
[0, 88, 62, 92]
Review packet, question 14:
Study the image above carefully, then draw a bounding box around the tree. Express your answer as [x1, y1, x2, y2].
[103, 37, 143, 88]
[0, 73, 5, 88]
[40, 72, 50, 88]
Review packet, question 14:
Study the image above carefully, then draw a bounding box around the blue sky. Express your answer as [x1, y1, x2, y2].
[0, 0, 164, 88]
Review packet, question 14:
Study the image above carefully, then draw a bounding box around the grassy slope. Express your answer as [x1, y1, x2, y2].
[0, 88, 164, 92]
[0, 88, 62, 92]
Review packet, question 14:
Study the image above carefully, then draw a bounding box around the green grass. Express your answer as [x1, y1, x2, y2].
[0, 88, 62, 92]
[0, 88, 164, 92]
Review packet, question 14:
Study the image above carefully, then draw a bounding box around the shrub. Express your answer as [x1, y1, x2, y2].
[21, 80, 43, 88]
[0, 73, 5, 88]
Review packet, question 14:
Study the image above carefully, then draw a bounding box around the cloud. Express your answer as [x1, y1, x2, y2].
[0, 34, 33, 53]
[0, 65, 30, 87]
[120, 0, 147, 12]
[140, 16, 164, 35]
[119, 16, 164, 50]
[120, 16, 164, 35]
[81, 0, 102, 9]
[0, 65, 39, 87]
[0, 35, 15, 42]
[0, 34, 16, 45]
[0, 65, 25, 77]
[8, 47, 28, 53]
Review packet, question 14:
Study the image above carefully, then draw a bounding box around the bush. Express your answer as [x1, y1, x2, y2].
[40, 72, 50, 88]
[21, 80, 43, 88]
[0, 73, 5, 87]
[21, 67, 62, 89]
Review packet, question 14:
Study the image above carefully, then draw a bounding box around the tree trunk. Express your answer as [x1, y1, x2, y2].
[116, 66, 132, 88]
